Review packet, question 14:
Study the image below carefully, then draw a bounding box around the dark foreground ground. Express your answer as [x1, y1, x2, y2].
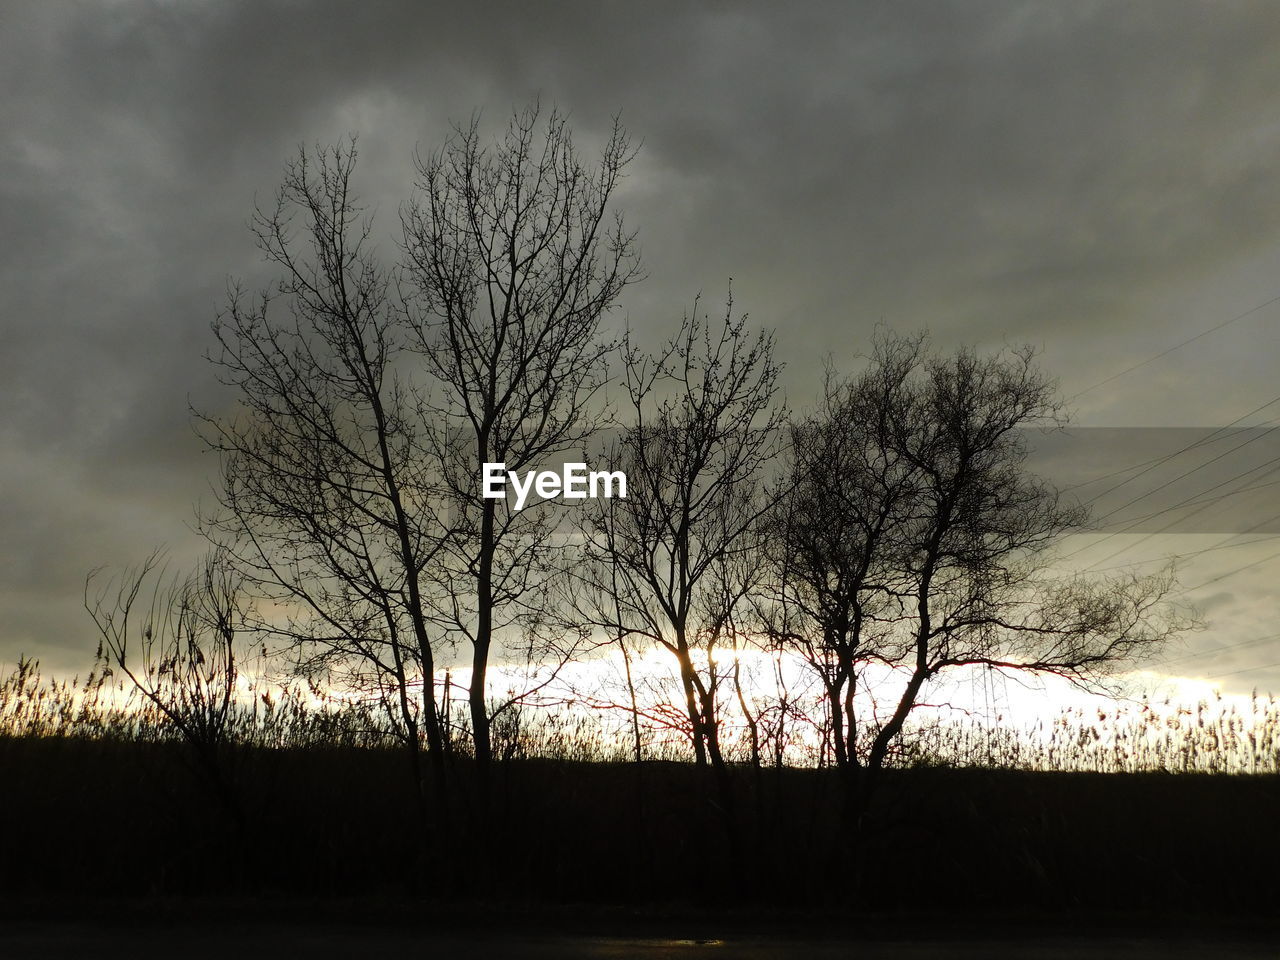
[2, 735, 1278, 955]
[2, 932, 1278, 960]
[1, 912, 1278, 960]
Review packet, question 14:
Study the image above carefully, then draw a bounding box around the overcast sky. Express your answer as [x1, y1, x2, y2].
[3, 1, 1279, 688]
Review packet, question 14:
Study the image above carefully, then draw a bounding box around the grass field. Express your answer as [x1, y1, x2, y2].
[2, 658, 1277, 924]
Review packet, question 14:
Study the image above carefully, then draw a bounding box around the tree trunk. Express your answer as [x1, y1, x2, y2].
[471, 497, 497, 789]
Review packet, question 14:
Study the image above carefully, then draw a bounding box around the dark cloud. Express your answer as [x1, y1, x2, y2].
[3, 1, 1280, 670]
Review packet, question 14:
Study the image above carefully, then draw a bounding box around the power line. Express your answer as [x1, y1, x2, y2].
[1068, 291, 1280, 402]
[1061, 405, 1280, 494]
[1205, 658, 1280, 682]
[1090, 426, 1280, 526]
[1086, 529, 1280, 574]
[1059, 396, 1280, 530]
[1177, 546, 1280, 596]
[1153, 630, 1280, 669]
[1055, 420, 1280, 564]
[1086, 476, 1280, 534]
[1078, 465, 1280, 571]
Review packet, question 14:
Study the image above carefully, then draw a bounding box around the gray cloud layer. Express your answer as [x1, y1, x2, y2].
[3, 1, 1279, 678]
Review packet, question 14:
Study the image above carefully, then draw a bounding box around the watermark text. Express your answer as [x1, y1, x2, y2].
[482, 462, 627, 511]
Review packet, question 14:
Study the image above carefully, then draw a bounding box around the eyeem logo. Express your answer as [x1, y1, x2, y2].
[482, 462, 627, 511]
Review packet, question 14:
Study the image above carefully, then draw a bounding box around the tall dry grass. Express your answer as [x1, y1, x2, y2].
[4, 656, 1277, 774]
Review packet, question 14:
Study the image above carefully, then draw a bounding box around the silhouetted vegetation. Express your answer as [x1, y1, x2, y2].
[2, 659, 1278, 916]
[5, 105, 1264, 927]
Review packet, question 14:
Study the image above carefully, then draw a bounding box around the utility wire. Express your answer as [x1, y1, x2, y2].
[1063, 397, 1280, 522]
[1068, 291, 1280, 402]
[1078, 464, 1280, 571]
[1205, 658, 1280, 682]
[1061, 405, 1280, 494]
[1086, 529, 1280, 574]
[1152, 631, 1280, 669]
[1090, 426, 1280, 526]
[1176, 546, 1280, 596]
[1056, 423, 1280, 564]
[1086, 476, 1280, 533]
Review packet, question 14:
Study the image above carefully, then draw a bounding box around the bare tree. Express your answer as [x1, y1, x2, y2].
[758, 343, 921, 772]
[766, 333, 1193, 818]
[575, 295, 784, 779]
[196, 141, 451, 822]
[399, 104, 641, 779]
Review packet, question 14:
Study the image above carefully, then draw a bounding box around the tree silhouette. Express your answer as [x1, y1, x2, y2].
[399, 104, 641, 781]
[196, 140, 452, 835]
[577, 296, 784, 777]
[765, 333, 1192, 818]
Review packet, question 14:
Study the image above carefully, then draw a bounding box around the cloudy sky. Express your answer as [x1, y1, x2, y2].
[3, 1, 1280, 689]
